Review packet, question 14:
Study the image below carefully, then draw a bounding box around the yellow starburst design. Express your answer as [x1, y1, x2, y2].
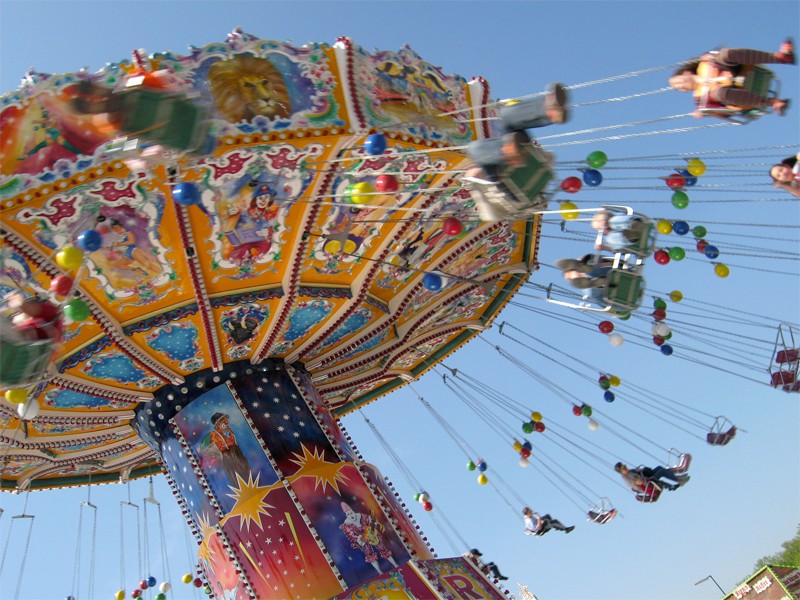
[288, 443, 350, 494]
[196, 511, 218, 561]
[222, 472, 278, 531]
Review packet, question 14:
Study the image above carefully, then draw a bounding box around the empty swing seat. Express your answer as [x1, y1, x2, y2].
[603, 269, 645, 311]
[707, 426, 737, 446]
[588, 509, 618, 524]
[671, 452, 692, 475]
[776, 349, 799, 364]
[771, 370, 797, 387]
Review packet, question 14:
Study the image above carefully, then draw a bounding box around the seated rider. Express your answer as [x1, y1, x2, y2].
[591, 211, 648, 253]
[2, 291, 64, 343]
[669, 39, 795, 118]
[770, 152, 800, 198]
[614, 462, 689, 493]
[523, 506, 574, 536]
[465, 549, 509, 581]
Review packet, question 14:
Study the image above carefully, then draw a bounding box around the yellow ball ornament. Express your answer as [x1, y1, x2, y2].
[56, 245, 83, 270]
[609, 375, 621, 387]
[182, 574, 193, 584]
[5, 388, 28, 404]
[531, 411, 542, 423]
[656, 220, 673, 235]
[477, 473, 488, 485]
[348, 182, 375, 205]
[513, 440, 522, 452]
[714, 263, 730, 278]
[559, 202, 579, 220]
[115, 590, 125, 600]
[687, 158, 706, 177]
[669, 290, 683, 302]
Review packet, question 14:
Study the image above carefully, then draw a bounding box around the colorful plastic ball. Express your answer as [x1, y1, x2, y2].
[531, 411, 543, 423]
[182, 574, 193, 584]
[687, 158, 706, 177]
[652, 322, 671, 337]
[56, 245, 83, 270]
[422, 501, 433, 511]
[64, 298, 90, 322]
[677, 169, 697, 186]
[714, 263, 730, 278]
[477, 473, 488, 485]
[364, 133, 387, 155]
[665, 173, 686, 189]
[155, 594, 166, 600]
[5, 389, 28, 404]
[520, 447, 532, 459]
[147, 576, 156, 588]
[664, 331, 673, 340]
[669, 290, 683, 302]
[442, 217, 463, 236]
[422, 273, 443, 292]
[413, 492, 421, 502]
[572, 405, 583, 416]
[656, 220, 673, 235]
[477, 460, 487, 472]
[599, 379, 611, 391]
[696, 239, 709, 252]
[616, 311, 631, 321]
[534, 422, 546, 433]
[522, 421, 534, 434]
[609, 333, 624, 347]
[609, 375, 621, 387]
[172, 182, 201, 206]
[140, 580, 148, 590]
[692, 225, 707, 238]
[559, 201, 579, 220]
[704, 245, 720, 260]
[375, 174, 399, 193]
[560, 178, 582, 194]
[18, 400, 40, 420]
[669, 247, 686, 261]
[512, 440, 522, 452]
[653, 337, 665, 348]
[586, 150, 608, 168]
[67, 596, 76, 600]
[418, 492, 429, 502]
[204, 585, 212, 595]
[115, 590, 125, 600]
[581, 404, 593, 417]
[653, 298, 667, 310]
[76, 229, 102, 252]
[598, 320, 614, 334]
[604, 391, 615, 402]
[583, 169, 603, 186]
[522, 440, 532, 451]
[654, 250, 670, 265]
[660, 344, 674, 356]
[466, 460, 476, 471]
[671, 191, 689, 209]
[348, 181, 375, 205]
[519, 457, 530, 468]
[672, 221, 690, 236]
[588, 419, 600, 431]
[193, 578, 203, 588]
[50, 275, 74, 297]
[132, 591, 142, 599]
[652, 308, 666, 321]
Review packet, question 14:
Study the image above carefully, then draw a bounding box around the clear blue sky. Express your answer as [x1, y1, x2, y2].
[1, 2, 798, 600]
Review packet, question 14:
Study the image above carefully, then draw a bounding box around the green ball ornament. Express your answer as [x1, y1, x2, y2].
[64, 298, 90, 322]
[671, 191, 689, 209]
[155, 594, 166, 600]
[466, 460, 476, 471]
[587, 150, 608, 168]
[692, 225, 707, 238]
[653, 298, 667, 310]
[522, 421, 534, 434]
[599, 379, 611, 390]
[668, 247, 686, 261]
[413, 493, 421, 502]
[582, 405, 593, 417]
[616, 311, 631, 320]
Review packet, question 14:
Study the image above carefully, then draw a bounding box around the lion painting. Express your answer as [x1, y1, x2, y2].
[208, 55, 292, 123]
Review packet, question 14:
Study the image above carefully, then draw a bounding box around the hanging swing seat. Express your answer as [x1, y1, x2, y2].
[695, 64, 780, 124]
[769, 324, 799, 393]
[601, 269, 645, 311]
[463, 137, 553, 222]
[707, 417, 737, 446]
[634, 480, 662, 503]
[0, 335, 54, 388]
[595, 205, 658, 260]
[587, 498, 617, 524]
[668, 450, 692, 475]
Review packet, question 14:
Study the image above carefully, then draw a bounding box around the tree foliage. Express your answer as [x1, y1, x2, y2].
[755, 524, 800, 569]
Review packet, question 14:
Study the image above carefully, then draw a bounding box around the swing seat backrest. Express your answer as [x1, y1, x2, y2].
[603, 269, 645, 311]
[588, 509, 617, 524]
[0, 337, 54, 388]
[635, 481, 662, 503]
[707, 426, 736, 446]
[671, 452, 692, 474]
[771, 370, 797, 387]
[776, 349, 799, 364]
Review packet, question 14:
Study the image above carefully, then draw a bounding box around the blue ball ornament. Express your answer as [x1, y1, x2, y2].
[422, 273, 443, 292]
[672, 221, 689, 236]
[364, 133, 387, 156]
[522, 440, 532, 451]
[172, 182, 201, 206]
[603, 391, 615, 402]
[704, 245, 720, 259]
[76, 229, 102, 252]
[583, 169, 603, 187]
[147, 576, 157, 588]
[660, 344, 674, 356]
[477, 460, 487, 472]
[677, 169, 697, 187]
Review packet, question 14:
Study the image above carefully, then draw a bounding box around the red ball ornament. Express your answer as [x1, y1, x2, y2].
[442, 217, 463, 237]
[50, 275, 74, 297]
[375, 174, 399, 193]
[560, 176, 582, 193]
[520, 447, 532, 458]
[665, 173, 686, 189]
[132, 591, 142, 599]
[534, 421, 546, 433]
[140, 581, 149, 590]
[652, 309, 667, 321]
[598, 320, 614, 334]
[422, 500, 433, 511]
[193, 578, 203, 588]
[653, 336, 666, 346]
[696, 239, 709, 252]
[572, 405, 583, 416]
[654, 249, 670, 265]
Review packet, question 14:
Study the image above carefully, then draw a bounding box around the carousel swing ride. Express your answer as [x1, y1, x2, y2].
[1, 28, 798, 600]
